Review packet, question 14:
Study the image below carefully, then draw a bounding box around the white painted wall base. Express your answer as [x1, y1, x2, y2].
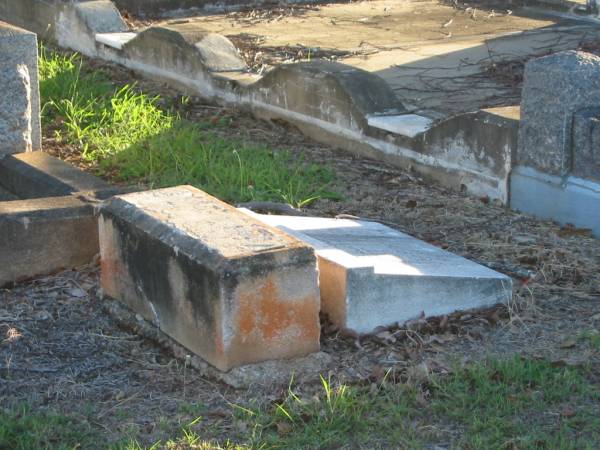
[510, 165, 600, 237]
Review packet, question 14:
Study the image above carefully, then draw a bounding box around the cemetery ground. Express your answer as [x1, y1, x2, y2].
[1, 48, 600, 449]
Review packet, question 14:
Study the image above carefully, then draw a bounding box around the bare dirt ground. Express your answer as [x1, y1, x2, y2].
[3, 54, 600, 446]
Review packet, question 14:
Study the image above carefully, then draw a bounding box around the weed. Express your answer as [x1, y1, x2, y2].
[428, 356, 598, 449]
[3, 357, 598, 449]
[580, 330, 600, 351]
[38, 48, 340, 207]
[0, 406, 103, 450]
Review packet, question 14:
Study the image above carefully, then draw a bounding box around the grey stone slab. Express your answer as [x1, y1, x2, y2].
[0, 21, 40, 154]
[0, 151, 113, 199]
[99, 186, 320, 371]
[241, 211, 512, 334]
[519, 50, 600, 176]
[0, 195, 98, 287]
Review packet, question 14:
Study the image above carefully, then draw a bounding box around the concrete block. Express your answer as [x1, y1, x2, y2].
[99, 186, 321, 371]
[0, 21, 40, 154]
[241, 211, 512, 334]
[519, 50, 600, 176]
[510, 165, 600, 237]
[0, 196, 99, 286]
[0, 151, 112, 199]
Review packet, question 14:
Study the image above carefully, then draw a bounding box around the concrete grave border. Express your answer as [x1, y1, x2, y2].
[0, 0, 517, 202]
[0, 151, 119, 286]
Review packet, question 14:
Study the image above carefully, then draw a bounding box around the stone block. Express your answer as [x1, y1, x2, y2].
[241, 211, 512, 334]
[0, 196, 98, 286]
[519, 50, 600, 176]
[99, 186, 320, 371]
[572, 107, 600, 183]
[0, 21, 40, 154]
[0, 151, 113, 199]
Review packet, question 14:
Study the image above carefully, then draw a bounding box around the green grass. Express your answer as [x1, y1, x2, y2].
[0, 406, 107, 450]
[427, 356, 599, 449]
[580, 330, 600, 352]
[5, 357, 596, 449]
[38, 48, 340, 207]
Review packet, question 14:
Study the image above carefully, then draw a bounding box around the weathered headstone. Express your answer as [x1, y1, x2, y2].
[241, 211, 512, 334]
[99, 186, 321, 371]
[572, 107, 600, 183]
[513, 50, 600, 236]
[518, 50, 600, 176]
[0, 21, 41, 155]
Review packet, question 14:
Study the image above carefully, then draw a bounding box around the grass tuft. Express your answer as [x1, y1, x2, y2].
[2, 358, 598, 449]
[39, 48, 340, 207]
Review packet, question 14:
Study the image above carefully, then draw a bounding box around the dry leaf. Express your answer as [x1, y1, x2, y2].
[276, 421, 293, 436]
[560, 338, 577, 349]
[561, 407, 576, 418]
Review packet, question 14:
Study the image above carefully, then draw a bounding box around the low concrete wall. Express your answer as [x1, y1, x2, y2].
[0, 195, 99, 286]
[0, 152, 118, 286]
[0, 0, 127, 55]
[0, 0, 519, 203]
[0, 151, 113, 198]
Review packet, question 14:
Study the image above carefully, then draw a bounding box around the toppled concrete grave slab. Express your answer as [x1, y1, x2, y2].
[0, 21, 40, 154]
[0, 152, 115, 286]
[512, 50, 600, 236]
[98, 186, 321, 371]
[242, 211, 513, 334]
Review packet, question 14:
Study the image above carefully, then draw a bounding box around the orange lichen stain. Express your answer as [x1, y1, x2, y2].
[237, 275, 319, 343]
[100, 256, 119, 294]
